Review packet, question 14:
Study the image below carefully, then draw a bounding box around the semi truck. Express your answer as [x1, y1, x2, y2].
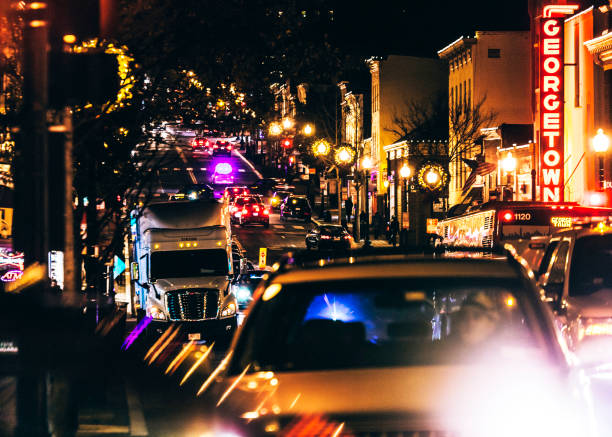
[131, 199, 237, 342]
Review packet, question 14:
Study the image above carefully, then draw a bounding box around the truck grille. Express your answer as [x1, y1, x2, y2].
[166, 289, 219, 321]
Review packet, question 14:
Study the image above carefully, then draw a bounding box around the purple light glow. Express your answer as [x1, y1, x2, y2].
[122, 316, 152, 350]
[215, 162, 233, 175]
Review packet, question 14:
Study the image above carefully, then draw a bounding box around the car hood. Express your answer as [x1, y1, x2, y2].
[568, 289, 612, 318]
[213, 363, 567, 432]
[152, 276, 229, 293]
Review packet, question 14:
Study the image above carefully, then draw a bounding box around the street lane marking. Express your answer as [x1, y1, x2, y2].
[238, 169, 245, 172]
[273, 225, 284, 229]
[234, 150, 263, 179]
[173, 168, 180, 171]
[174, 146, 198, 184]
[293, 225, 304, 230]
[125, 382, 149, 436]
[200, 167, 207, 171]
[186, 167, 193, 171]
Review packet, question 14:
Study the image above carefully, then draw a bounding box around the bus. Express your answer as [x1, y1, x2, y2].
[436, 201, 612, 252]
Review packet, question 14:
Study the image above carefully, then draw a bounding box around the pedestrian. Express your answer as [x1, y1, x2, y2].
[359, 211, 368, 240]
[372, 212, 382, 239]
[390, 216, 399, 247]
[344, 197, 353, 221]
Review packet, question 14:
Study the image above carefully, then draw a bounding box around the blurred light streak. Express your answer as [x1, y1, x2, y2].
[144, 324, 175, 361]
[197, 352, 232, 396]
[217, 364, 251, 406]
[289, 393, 301, 410]
[147, 325, 180, 365]
[180, 342, 215, 386]
[331, 422, 345, 437]
[165, 341, 195, 375]
[122, 316, 152, 350]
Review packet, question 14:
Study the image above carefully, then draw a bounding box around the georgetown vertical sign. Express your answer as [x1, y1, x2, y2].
[539, 4, 578, 202]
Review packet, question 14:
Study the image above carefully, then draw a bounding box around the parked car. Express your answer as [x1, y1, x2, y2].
[207, 249, 593, 436]
[305, 224, 351, 251]
[280, 195, 312, 222]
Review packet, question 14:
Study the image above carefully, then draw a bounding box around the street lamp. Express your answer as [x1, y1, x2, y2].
[269, 122, 282, 136]
[335, 146, 354, 165]
[501, 152, 518, 200]
[303, 124, 314, 136]
[593, 129, 610, 190]
[425, 170, 440, 185]
[312, 139, 331, 156]
[361, 157, 373, 247]
[399, 164, 411, 179]
[282, 117, 294, 130]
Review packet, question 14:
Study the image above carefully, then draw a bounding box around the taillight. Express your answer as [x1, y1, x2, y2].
[242, 208, 248, 215]
[228, 145, 232, 151]
[191, 139, 197, 147]
[263, 209, 269, 215]
[500, 210, 514, 222]
[321, 235, 331, 240]
[243, 190, 248, 195]
[343, 235, 350, 240]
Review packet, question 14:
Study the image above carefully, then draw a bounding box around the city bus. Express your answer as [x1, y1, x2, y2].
[436, 201, 612, 251]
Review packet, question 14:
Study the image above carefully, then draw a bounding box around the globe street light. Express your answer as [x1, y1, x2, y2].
[282, 117, 294, 130]
[593, 128, 610, 189]
[269, 122, 282, 136]
[399, 163, 411, 179]
[593, 128, 610, 153]
[501, 152, 517, 173]
[312, 139, 331, 156]
[303, 124, 314, 136]
[335, 146, 354, 165]
[425, 169, 440, 185]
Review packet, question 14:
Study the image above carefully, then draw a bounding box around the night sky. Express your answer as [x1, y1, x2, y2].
[333, 0, 531, 58]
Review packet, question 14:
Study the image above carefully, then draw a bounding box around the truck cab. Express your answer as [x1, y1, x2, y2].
[132, 200, 237, 342]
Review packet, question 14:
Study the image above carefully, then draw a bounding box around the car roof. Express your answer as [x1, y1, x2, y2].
[271, 257, 522, 286]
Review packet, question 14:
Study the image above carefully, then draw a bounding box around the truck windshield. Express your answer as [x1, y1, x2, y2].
[150, 249, 229, 279]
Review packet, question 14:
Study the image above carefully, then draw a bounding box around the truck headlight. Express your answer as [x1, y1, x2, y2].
[149, 306, 167, 320]
[221, 302, 236, 318]
[234, 285, 252, 303]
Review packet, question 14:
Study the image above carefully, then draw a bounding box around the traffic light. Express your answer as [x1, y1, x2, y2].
[281, 138, 293, 148]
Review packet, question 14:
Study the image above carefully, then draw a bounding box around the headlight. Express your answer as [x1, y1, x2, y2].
[149, 306, 167, 320]
[221, 302, 236, 318]
[234, 286, 252, 303]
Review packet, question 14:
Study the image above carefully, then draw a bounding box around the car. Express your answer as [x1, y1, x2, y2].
[206, 249, 592, 436]
[280, 195, 312, 222]
[211, 162, 235, 185]
[230, 196, 269, 227]
[231, 269, 271, 310]
[305, 224, 352, 251]
[269, 190, 292, 211]
[169, 183, 214, 201]
[191, 136, 211, 152]
[537, 221, 612, 350]
[223, 186, 250, 203]
[212, 140, 232, 156]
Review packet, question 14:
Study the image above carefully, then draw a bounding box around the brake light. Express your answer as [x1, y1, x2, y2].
[243, 190, 248, 195]
[263, 209, 269, 215]
[242, 208, 248, 215]
[321, 235, 331, 240]
[343, 235, 351, 240]
[500, 210, 514, 222]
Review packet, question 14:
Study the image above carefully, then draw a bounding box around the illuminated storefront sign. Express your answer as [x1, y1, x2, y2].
[1, 270, 23, 282]
[539, 4, 578, 202]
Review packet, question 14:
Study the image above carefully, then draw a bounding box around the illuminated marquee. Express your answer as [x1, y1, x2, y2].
[539, 4, 578, 202]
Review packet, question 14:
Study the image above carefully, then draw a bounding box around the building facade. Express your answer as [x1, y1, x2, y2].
[367, 55, 447, 214]
[438, 31, 532, 206]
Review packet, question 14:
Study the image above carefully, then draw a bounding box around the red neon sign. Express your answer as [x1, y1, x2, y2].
[539, 5, 578, 203]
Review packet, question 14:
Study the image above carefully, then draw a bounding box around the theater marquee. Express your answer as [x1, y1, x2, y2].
[539, 4, 578, 202]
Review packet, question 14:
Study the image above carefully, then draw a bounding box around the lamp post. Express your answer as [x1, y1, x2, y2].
[362, 156, 373, 246]
[593, 128, 610, 190]
[399, 163, 411, 230]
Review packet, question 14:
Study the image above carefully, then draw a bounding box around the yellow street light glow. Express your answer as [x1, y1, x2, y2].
[335, 146, 354, 165]
[383, 180, 389, 188]
[593, 128, 610, 153]
[303, 124, 314, 136]
[282, 117, 294, 130]
[312, 139, 331, 156]
[399, 164, 411, 179]
[269, 122, 282, 136]
[153, 244, 160, 249]
[425, 170, 440, 185]
[29, 20, 47, 27]
[262, 284, 282, 301]
[362, 156, 373, 170]
[28, 2, 47, 9]
[179, 242, 184, 248]
[501, 152, 517, 173]
[63, 34, 77, 44]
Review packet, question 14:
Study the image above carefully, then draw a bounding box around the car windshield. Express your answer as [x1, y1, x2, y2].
[230, 277, 549, 374]
[150, 249, 229, 279]
[569, 234, 612, 296]
[320, 226, 345, 236]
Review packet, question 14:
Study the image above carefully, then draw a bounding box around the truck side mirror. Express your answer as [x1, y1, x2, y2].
[131, 262, 139, 281]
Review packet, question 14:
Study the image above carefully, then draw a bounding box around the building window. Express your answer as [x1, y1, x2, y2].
[488, 48, 501, 58]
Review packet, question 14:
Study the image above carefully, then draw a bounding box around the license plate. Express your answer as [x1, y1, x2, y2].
[188, 333, 201, 340]
[253, 212, 258, 216]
